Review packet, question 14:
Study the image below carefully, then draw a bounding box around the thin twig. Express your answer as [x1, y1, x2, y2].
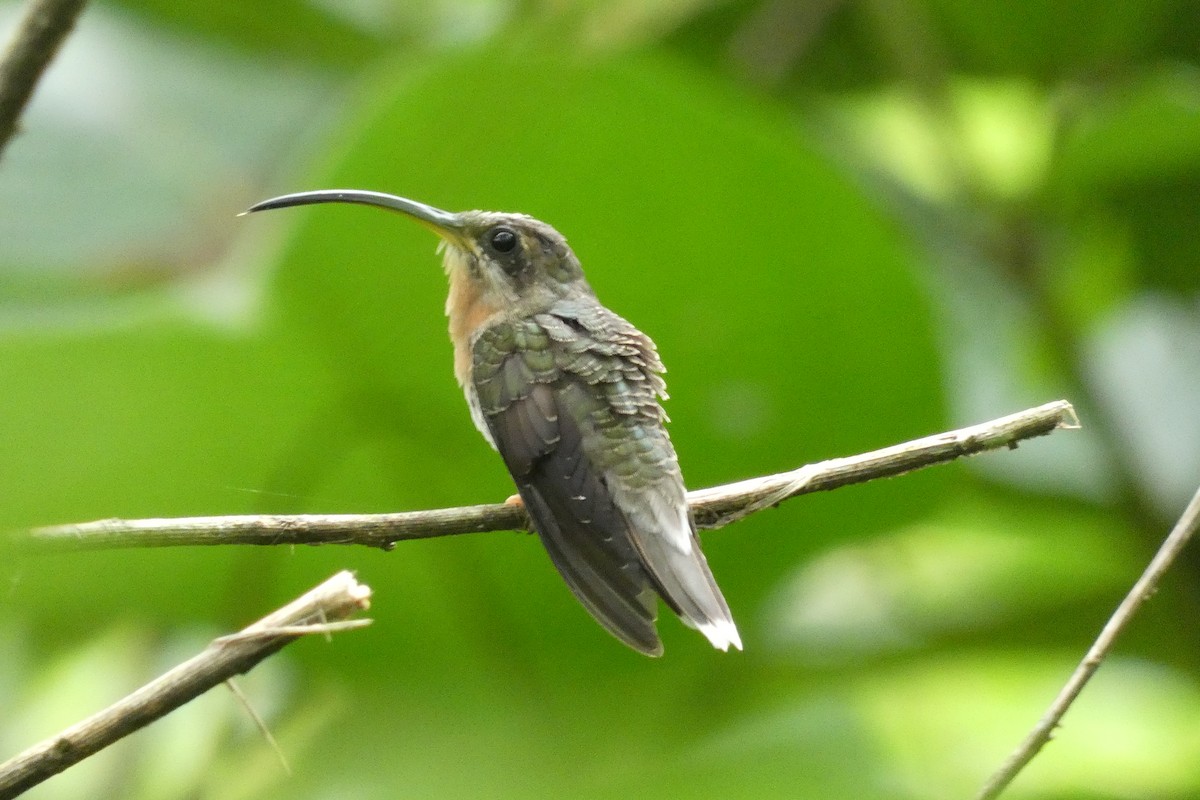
[224, 679, 291, 776]
[214, 619, 372, 641]
[0, 571, 372, 799]
[0, 0, 88, 159]
[25, 400, 1078, 551]
[975, 484, 1200, 800]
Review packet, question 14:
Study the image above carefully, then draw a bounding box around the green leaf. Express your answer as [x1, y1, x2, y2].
[108, 0, 383, 69]
[253, 46, 945, 794]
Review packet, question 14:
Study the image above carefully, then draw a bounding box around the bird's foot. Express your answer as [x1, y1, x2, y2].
[503, 493, 524, 508]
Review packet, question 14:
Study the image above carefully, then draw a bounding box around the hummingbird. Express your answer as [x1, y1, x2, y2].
[245, 189, 741, 656]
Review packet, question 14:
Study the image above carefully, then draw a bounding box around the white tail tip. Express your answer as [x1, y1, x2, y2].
[698, 619, 743, 652]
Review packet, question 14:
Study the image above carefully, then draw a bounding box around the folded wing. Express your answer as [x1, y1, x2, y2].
[472, 306, 740, 655]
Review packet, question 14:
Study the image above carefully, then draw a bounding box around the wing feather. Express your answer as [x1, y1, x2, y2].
[472, 308, 740, 655]
[480, 354, 662, 654]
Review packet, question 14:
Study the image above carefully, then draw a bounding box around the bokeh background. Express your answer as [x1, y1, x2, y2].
[2, 2, 1199, 798]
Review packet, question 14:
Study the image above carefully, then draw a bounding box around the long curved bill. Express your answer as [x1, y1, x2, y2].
[241, 189, 465, 242]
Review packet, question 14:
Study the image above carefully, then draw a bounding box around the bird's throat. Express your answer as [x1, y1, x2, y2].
[443, 253, 501, 389]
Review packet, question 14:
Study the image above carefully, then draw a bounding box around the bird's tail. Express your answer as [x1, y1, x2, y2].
[627, 495, 742, 652]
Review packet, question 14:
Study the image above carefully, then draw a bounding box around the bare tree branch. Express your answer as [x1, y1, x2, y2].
[0, 0, 88, 159]
[0, 571, 372, 799]
[26, 400, 1078, 551]
[974, 483, 1200, 800]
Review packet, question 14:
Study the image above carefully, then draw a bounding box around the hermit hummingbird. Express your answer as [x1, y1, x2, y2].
[245, 189, 741, 656]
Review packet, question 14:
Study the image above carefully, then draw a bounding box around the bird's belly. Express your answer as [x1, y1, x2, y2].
[461, 381, 496, 450]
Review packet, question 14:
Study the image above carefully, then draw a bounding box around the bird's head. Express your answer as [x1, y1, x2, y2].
[244, 189, 591, 310]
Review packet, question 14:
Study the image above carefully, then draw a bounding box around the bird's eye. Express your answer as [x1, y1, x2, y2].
[489, 227, 518, 253]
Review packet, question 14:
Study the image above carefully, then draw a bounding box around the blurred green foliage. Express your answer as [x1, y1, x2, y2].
[2, 1, 1199, 798]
